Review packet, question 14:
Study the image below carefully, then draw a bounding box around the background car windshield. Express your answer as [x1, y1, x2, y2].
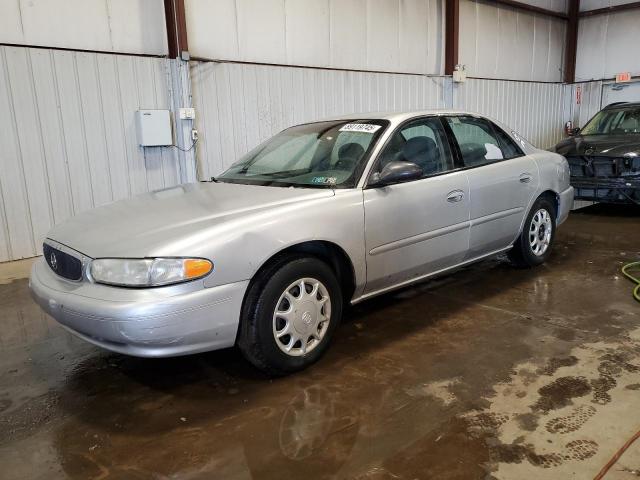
[581, 107, 640, 135]
[218, 120, 388, 188]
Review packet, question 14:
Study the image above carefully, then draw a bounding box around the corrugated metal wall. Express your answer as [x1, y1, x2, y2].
[0, 46, 183, 262]
[580, 0, 635, 11]
[185, 0, 444, 75]
[575, 9, 640, 82]
[453, 78, 566, 148]
[458, 0, 567, 82]
[564, 80, 604, 128]
[0, 0, 167, 55]
[191, 62, 568, 179]
[190, 61, 449, 177]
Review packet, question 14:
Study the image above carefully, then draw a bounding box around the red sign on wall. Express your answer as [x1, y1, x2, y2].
[576, 86, 582, 105]
[616, 72, 632, 83]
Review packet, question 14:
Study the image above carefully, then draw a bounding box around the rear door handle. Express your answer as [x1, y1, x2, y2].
[446, 190, 465, 203]
[519, 173, 532, 183]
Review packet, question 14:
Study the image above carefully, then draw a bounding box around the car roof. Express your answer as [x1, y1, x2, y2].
[319, 109, 479, 124]
[603, 101, 640, 110]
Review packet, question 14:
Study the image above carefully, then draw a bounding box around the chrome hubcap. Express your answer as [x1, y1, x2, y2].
[273, 278, 331, 356]
[529, 208, 553, 256]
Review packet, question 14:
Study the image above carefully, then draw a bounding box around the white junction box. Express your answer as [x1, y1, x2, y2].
[135, 109, 172, 146]
[452, 64, 467, 83]
[179, 107, 196, 120]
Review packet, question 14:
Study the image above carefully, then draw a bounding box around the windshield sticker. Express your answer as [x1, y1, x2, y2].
[339, 123, 382, 134]
[311, 176, 337, 185]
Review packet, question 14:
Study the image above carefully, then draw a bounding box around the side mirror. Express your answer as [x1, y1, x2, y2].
[564, 121, 580, 136]
[371, 161, 423, 186]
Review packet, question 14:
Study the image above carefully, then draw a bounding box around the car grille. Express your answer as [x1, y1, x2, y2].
[43, 243, 83, 281]
[567, 156, 617, 177]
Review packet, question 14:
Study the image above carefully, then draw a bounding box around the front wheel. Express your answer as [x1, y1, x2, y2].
[508, 197, 556, 268]
[238, 255, 343, 376]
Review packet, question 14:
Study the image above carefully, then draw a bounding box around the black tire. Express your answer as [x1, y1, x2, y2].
[508, 196, 557, 268]
[237, 254, 343, 376]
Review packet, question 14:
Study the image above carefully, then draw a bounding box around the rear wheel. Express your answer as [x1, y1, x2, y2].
[508, 196, 556, 268]
[238, 255, 342, 376]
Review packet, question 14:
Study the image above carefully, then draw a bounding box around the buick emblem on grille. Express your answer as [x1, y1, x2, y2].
[49, 252, 58, 271]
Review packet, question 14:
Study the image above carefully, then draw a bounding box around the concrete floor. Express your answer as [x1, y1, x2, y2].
[1, 204, 639, 480]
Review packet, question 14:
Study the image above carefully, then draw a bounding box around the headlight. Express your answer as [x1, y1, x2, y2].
[90, 258, 213, 287]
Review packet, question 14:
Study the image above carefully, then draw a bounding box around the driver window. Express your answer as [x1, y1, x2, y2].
[375, 117, 454, 178]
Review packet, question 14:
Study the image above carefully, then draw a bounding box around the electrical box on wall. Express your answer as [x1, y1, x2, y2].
[135, 110, 172, 146]
[452, 65, 467, 83]
[179, 107, 196, 120]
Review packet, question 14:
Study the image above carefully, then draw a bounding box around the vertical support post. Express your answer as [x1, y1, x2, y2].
[564, 0, 580, 83]
[445, 0, 460, 76]
[164, 0, 197, 182]
[167, 59, 197, 183]
[164, 0, 189, 60]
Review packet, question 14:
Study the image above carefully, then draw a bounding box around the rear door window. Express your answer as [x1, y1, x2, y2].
[445, 116, 523, 167]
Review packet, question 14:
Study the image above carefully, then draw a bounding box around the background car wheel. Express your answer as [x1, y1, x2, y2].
[238, 254, 343, 376]
[508, 196, 557, 268]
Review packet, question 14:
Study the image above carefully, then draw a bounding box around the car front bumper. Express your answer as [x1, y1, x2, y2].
[29, 258, 249, 357]
[571, 176, 640, 204]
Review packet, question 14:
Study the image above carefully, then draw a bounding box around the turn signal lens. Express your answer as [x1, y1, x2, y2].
[184, 259, 213, 279]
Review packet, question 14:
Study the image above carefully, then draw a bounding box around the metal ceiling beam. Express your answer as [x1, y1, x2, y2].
[579, 1, 640, 17]
[164, 0, 189, 60]
[564, 0, 580, 83]
[473, 0, 568, 20]
[444, 0, 459, 75]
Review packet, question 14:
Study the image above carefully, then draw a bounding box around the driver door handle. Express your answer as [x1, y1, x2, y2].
[519, 173, 532, 183]
[446, 190, 465, 203]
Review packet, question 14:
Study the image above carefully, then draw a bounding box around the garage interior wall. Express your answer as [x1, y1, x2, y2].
[576, 5, 640, 82]
[0, 0, 188, 263]
[1, 0, 638, 262]
[458, 0, 566, 82]
[565, 2, 640, 130]
[190, 0, 570, 177]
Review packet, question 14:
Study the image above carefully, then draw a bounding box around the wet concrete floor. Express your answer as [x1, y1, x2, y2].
[1, 204, 639, 479]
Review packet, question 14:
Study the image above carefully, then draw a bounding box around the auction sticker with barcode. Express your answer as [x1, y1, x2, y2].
[339, 123, 382, 133]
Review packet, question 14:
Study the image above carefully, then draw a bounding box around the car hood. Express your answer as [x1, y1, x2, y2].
[47, 182, 335, 258]
[555, 134, 640, 158]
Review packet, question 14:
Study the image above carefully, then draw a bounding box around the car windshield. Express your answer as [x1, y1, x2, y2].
[217, 119, 389, 188]
[581, 107, 640, 136]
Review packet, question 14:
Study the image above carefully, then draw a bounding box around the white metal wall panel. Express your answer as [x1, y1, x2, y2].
[0, 0, 167, 55]
[580, 0, 636, 11]
[191, 62, 567, 179]
[285, 0, 331, 67]
[523, 0, 568, 12]
[0, 46, 182, 262]
[575, 9, 640, 81]
[459, 0, 566, 82]
[185, 0, 444, 75]
[564, 81, 604, 129]
[190, 61, 448, 177]
[453, 78, 566, 149]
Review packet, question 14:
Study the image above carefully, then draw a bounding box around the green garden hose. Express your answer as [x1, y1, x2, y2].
[622, 261, 640, 303]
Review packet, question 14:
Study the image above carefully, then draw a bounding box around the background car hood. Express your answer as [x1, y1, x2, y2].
[555, 134, 640, 158]
[47, 182, 334, 258]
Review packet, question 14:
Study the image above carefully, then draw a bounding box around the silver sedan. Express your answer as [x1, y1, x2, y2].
[30, 110, 574, 375]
